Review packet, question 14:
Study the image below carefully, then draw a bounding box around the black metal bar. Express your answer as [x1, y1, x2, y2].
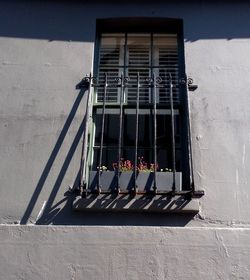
[84, 189, 204, 197]
[98, 65, 178, 69]
[186, 76, 195, 192]
[117, 73, 124, 193]
[79, 73, 92, 196]
[97, 73, 108, 193]
[150, 33, 153, 81]
[123, 33, 128, 82]
[134, 72, 140, 194]
[169, 73, 176, 194]
[153, 73, 157, 194]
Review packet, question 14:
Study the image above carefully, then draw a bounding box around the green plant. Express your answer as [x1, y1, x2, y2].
[112, 159, 134, 171]
[111, 157, 171, 172]
[137, 157, 157, 172]
[97, 165, 108, 171]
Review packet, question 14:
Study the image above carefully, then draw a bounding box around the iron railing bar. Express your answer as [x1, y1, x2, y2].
[185, 76, 195, 192]
[134, 72, 140, 194]
[169, 73, 176, 194]
[153, 73, 157, 194]
[95, 85, 179, 89]
[94, 104, 182, 109]
[84, 190, 182, 195]
[98, 66, 178, 69]
[97, 73, 108, 193]
[79, 73, 92, 196]
[93, 145, 159, 149]
[117, 73, 124, 193]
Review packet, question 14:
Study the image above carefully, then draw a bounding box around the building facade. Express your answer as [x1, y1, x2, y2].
[0, 0, 250, 279]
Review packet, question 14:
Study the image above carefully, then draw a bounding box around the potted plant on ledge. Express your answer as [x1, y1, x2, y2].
[88, 157, 182, 193]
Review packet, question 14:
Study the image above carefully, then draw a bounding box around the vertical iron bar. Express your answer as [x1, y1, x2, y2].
[150, 33, 153, 103]
[134, 72, 140, 193]
[169, 73, 176, 193]
[97, 73, 108, 192]
[124, 33, 128, 96]
[117, 73, 124, 193]
[186, 76, 195, 192]
[153, 73, 157, 194]
[80, 73, 92, 196]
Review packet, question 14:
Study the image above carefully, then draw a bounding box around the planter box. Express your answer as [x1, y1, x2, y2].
[88, 171, 182, 192]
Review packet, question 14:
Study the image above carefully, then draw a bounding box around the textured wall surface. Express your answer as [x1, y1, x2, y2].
[0, 0, 250, 278]
[1, 226, 250, 280]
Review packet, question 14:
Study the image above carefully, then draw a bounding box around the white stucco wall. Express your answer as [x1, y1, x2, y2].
[1, 226, 250, 280]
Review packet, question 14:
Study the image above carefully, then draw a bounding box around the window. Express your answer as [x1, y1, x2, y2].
[83, 19, 193, 195]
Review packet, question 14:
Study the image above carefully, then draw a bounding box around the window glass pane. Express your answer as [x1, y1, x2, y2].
[94, 109, 120, 146]
[99, 34, 125, 67]
[127, 34, 150, 67]
[92, 148, 118, 170]
[97, 69, 120, 103]
[126, 68, 151, 103]
[123, 111, 152, 147]
[153, 34, 178, 67]
[97, 34, 125, 103]
[152, 34, 179, 104]
[157, 112, 180, 147]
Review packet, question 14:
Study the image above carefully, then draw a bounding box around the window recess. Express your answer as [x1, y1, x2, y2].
[78, 30, 204, 202]
[96, 33, 180, 105]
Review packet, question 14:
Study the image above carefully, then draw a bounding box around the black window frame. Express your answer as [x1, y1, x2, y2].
[84, 18, 194, 195]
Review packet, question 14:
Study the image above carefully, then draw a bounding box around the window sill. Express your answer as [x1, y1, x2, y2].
[73, 194, 200, 213]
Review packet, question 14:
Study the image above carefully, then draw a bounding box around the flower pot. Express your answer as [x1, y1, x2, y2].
[88, 171, 182, 192]
[137, 171, 182, 192]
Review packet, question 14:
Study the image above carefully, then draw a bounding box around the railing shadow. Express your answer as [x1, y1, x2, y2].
[20, 88, 87, 224]
[45, 191, 197, 226]
[36, 117, 86, 224]
[36, 170, 81, 225]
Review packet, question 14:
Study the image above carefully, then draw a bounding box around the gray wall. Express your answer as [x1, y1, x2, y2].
[0, 0, 250, 279]
[1, 226, 250, 280]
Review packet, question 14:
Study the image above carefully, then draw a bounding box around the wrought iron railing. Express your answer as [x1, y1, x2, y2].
[78, 72, 204, 198]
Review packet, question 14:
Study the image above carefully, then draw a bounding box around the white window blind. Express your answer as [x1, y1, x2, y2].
[96, 33, 180, 104]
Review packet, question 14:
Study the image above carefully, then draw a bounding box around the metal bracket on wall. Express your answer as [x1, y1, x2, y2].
[179, 77, 198, 91]
[75, 78, 90, 90]
[184, 190, 205, 200]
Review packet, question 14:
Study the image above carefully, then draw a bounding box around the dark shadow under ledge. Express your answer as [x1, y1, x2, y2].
[73, 194, 200, 213]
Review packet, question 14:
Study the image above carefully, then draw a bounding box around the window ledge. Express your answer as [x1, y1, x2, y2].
[73, 194, 200, 213]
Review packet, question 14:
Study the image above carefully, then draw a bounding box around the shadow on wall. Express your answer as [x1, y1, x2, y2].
[36, 190, 197, 226]
[0, 1, 95, 42]
[0, 1, 250, 42]
[20, 81, 196, 226]
[20, 89, 86, 225]
[42, 203, 197, 227]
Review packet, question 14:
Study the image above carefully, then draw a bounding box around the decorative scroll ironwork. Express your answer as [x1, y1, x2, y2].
[169, 73, 176, 194]
[179, 77, 198, 91]
[78, 72, 203, 198]
[82, 75, 172, 89]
